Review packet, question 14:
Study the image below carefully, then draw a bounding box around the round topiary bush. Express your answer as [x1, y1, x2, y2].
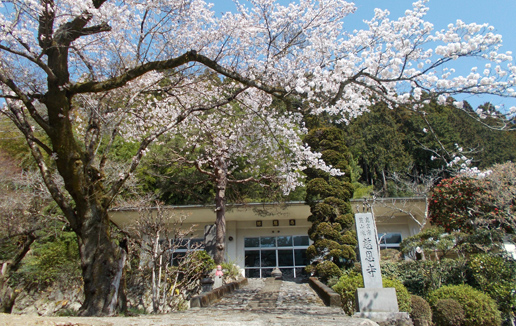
[428, 284, 501, 326]
[332, 272, 412, 315]
[410, 295, 432, 325]
[314, 260, 342, 282]
[432, 298, 465, 326]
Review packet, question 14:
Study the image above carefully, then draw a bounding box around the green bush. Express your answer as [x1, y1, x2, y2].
[410, 295, 432, 324]
[428, 284, 501, 326]
[15, 232, 81, 287]
[432, 298, 465, 326]
[221, 261, 241, 280]
[331, 272, 363, 315]
[381, 259, 470, 298]
[332, 272, 411, 315]
[468, 254, 516, 323]
[314, 260, 342, 282]
[186, 250, 215, 275]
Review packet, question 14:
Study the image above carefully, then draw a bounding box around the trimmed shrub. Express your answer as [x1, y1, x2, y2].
[304, 126, 357, 280]
[332, 272, 363, 315]
[429, 177, 487, 233]
[428, 284, 501, 326]
[468, 254, 516, 323]
[432, 299, 465, 326]
[410, 295, 432, 324]
[381, 259, 470, 298]
[314, 260, 342, 282]
[332, 272, 411, 315]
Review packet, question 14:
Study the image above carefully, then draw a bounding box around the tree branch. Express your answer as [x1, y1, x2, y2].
[2, 101, 77, 229]
[0, 44, 56, 82]
[0, 74, 51, 134]
[1, 232, 36, 277]
[69, 51, 286, 98]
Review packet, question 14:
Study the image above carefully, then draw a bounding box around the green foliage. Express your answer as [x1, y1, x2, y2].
[331, 271, 363, 315]
[304, 124, 356, 275]
[468, 254, 516, 322]
[0, 236, 19, 263]
[340, 103, 413, 192]
[183, 250, 215, 275]
[138, 147, 215, 205]
[381, 259, 470, 298]
[0, 118, 40, 169]
[106, 137, 140, 162]
[400, 226, 456, 260]
[352, 184, 374, 199]
[15, 232, 81, 287]
[313, 261, 342, 282]
[410, 295, 432, 324]
[428, 284, 502, 326]
[221, 261, 241, 280]
[432, 298, 466, 326]
[341, 99, 516, 193]
[332, 272, 411, 315]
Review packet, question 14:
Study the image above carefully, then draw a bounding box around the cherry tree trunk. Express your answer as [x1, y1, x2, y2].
[76, 205, 125, 316]
[213, 158, 228, 264]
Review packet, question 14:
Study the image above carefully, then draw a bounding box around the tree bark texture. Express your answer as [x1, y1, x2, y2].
[76, 206, 124, 316]
[213, 158, 228, 264]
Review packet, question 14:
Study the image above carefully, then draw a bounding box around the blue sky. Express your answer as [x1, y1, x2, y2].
[210, 0, 516, 111]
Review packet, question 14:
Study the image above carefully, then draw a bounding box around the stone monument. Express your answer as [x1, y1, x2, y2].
[354, 212, 399, 314]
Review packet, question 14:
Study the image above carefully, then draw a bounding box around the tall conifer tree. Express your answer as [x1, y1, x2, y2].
[304, 119, 357, 279]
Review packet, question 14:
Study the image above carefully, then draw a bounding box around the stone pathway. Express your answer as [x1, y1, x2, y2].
[0, 279, 379, 326]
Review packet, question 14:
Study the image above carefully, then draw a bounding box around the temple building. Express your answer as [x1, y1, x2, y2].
[110, 197, 427, 279]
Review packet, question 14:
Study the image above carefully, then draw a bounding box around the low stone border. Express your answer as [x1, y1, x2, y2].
[190, 278, 249, 308]
[308, 277, 342, 307]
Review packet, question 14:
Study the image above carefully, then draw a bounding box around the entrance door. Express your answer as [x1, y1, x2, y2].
[244, 235, 310, 279]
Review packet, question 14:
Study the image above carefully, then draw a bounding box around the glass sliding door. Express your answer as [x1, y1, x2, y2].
[244, 235, 310, 279]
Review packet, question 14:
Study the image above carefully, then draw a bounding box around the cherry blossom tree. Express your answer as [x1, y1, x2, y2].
[0, 0, 515, 316]
[145, 89, 337, 264]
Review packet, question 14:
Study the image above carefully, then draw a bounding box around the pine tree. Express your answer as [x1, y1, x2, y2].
[304, 121, 357, 280]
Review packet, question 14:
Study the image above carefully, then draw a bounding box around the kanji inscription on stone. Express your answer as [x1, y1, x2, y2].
[355, 213, 383, 288]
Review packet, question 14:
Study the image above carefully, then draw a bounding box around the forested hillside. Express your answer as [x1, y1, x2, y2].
[133, 98, 515, 203]
[340, 99, 516, 197]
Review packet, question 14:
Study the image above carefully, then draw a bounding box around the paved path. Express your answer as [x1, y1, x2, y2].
[0, 279, 378, 326]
